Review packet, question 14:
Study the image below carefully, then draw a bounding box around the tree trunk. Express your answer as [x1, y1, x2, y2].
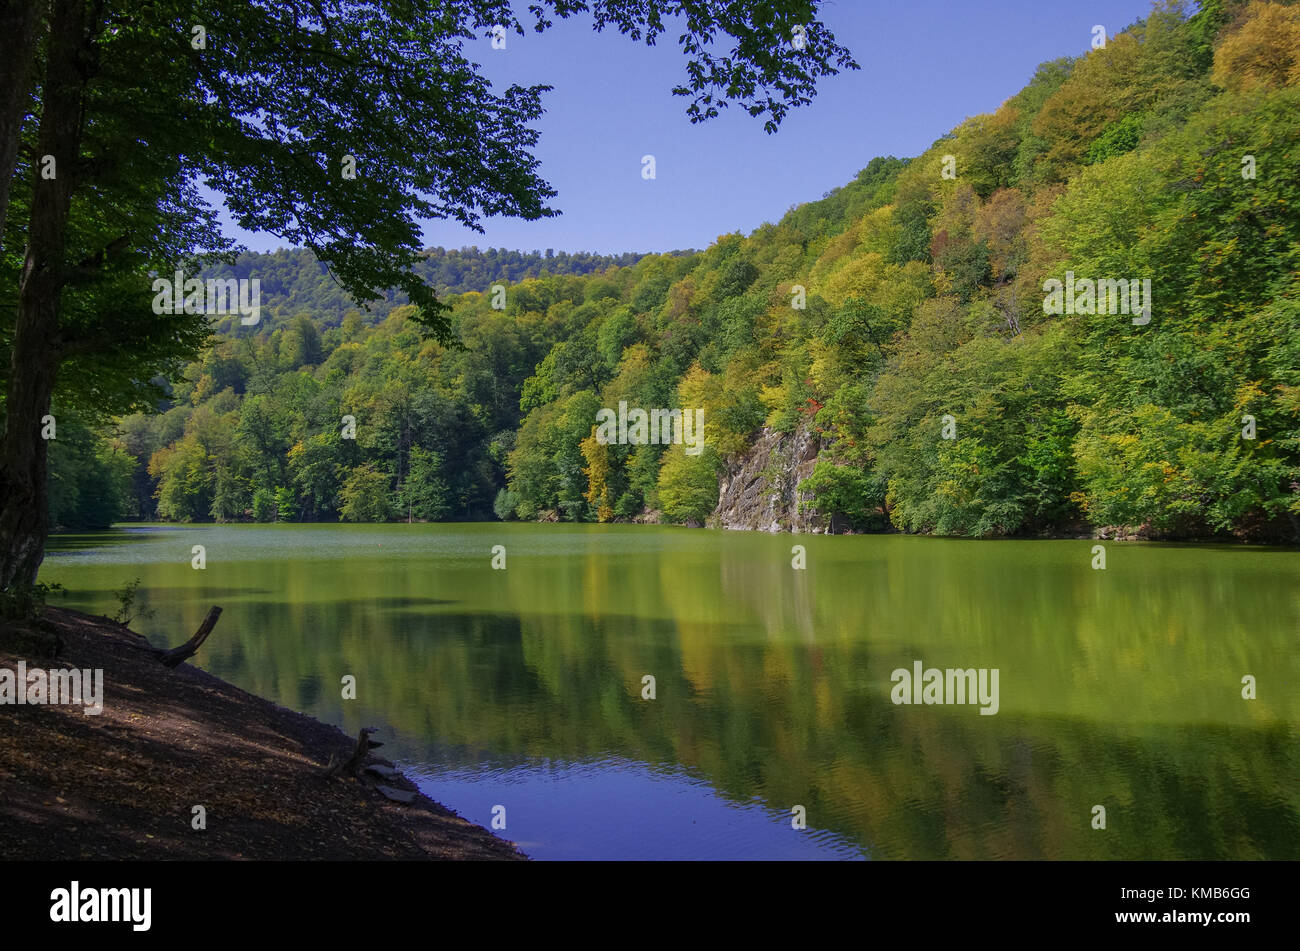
[0, 0, 87, 591]
[0, 0, 42, 252]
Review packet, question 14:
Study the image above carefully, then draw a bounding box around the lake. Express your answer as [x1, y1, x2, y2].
[38, 523, 1300, 859]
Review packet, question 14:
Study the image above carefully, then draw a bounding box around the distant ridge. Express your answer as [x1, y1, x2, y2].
[200, 246, 698, 327]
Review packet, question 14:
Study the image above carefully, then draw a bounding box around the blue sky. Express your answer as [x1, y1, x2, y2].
[220, 0, 1163, 256]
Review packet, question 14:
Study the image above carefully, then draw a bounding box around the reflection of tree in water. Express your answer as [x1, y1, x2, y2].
[43, 533, 1300, 859]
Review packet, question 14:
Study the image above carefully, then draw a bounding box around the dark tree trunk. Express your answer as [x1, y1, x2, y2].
[0, 0, 87, 591]
[0, 0, 42, 251]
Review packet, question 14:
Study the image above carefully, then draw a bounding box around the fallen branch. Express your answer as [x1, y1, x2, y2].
[158, 606, 222, 668]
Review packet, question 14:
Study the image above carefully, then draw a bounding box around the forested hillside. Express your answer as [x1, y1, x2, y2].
[55, 0, 1300, 542]
[196, 246, 661, 331]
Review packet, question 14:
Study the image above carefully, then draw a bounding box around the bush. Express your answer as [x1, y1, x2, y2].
[110, 578, 156, 627]
[493, 488, 521, 521]
[0, 581, 64, 622]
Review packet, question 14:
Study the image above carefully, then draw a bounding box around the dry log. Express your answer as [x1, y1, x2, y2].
[158, 607, 222, 668]
[325, 726, 378, 779]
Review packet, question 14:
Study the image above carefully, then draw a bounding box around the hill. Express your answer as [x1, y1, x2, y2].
[55, 0, 1300, 542]
[196, 245, 670, 330]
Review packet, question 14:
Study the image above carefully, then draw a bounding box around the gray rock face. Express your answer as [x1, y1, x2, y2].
[712, 422, 827, 533]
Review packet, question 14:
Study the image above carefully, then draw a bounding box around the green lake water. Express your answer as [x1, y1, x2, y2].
[38, 523, 1300, 860]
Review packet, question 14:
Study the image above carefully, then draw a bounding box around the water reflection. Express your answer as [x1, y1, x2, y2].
[39, 523, 1300, 859]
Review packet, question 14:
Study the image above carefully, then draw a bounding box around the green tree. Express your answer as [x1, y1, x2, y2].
[399, 447, 451, 521]
[657, 445, 720, 523]
[288, 432, 347, 521]
[210, 463, 248, 521]
[47, 419, 133, 529]
[150, 436, 214, 522]
[0, 0, 858, 595]
[340, 463, 395, 523]
[273, 485, 298, 522]
[493, 487, 522, 521]
[798, 459, 886, 531]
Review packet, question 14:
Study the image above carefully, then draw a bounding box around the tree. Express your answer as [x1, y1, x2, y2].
[288, 432, 347, 521]
[150, 436, 213, 522]
[493, 487, 522, 521]
[797, 459, 886, 531]
[210, 463, 247, 522]
[340, 463, 395, 523]
[1211, 1, 1300, 92]
[252, 487, 276, 522]
[47, 419, 133, 530]
[237, 396, 288, 489]
[657, 445, 720, 523]
[281, 314, 324, 369]
[0, 0, 858, 596]
[581, 429, 615, 522]
[273, 485, 298, 522]
[400, 446, 451, 521]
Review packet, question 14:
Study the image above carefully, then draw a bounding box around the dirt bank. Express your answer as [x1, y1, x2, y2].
[0, 606, 525, 860]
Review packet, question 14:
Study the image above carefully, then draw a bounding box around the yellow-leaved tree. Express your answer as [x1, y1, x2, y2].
[580, 429, 614, 522]
[1212, 1, 1300, 92]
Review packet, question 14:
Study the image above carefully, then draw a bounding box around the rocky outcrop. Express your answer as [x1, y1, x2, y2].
[712, 422, 827, 533]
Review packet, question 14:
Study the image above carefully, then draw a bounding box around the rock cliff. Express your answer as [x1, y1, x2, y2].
[712, 422, 828, 533]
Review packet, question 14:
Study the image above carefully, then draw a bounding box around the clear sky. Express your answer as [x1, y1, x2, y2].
[218, 0, 1164, 256]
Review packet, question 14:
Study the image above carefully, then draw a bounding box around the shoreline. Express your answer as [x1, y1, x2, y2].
[56, 520, 1300, 548]
[0, 607, 525, 861]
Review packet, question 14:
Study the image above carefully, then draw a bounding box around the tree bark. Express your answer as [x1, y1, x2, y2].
[0, 0, 87, 591]
[0, 0, 43, 253]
